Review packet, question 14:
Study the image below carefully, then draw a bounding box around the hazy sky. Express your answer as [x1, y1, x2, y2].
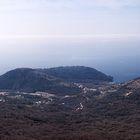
[0, 0, 140, 81]
[0, 0, 140, 37]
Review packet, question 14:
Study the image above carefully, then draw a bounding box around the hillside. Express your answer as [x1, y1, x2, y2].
[0, 67, 139, 140]
[0, 76, 139, 140]
[0, 66, 113, 93]
[46, 66, 113, 82]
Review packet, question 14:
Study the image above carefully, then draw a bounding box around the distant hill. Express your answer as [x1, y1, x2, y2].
[0, 66, 113, 93]
[0, 68, 56, 92]
[46, 66, 113, 82]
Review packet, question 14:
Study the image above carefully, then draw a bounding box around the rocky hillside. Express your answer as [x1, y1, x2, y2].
[0, 77, 139, 140]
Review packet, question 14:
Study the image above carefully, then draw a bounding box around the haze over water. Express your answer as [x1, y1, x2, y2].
[1, 0, 140, 82]
[0, 37, 140, 82]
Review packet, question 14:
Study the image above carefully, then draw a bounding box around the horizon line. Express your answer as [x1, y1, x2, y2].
[0, 34, 140, 40]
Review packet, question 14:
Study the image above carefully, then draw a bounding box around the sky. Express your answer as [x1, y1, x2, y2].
[0, 0, 140, 82]
[0, 0, 140, 37]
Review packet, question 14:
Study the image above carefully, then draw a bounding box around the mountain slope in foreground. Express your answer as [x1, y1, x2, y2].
[0, 73, 139, 140]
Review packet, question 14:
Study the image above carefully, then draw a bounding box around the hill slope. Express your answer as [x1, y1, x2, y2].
[46, 66, 113, 82]
[0, 76, 139, 140]
[0, 66, 113, 93]
[0, 68, 52, 91]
